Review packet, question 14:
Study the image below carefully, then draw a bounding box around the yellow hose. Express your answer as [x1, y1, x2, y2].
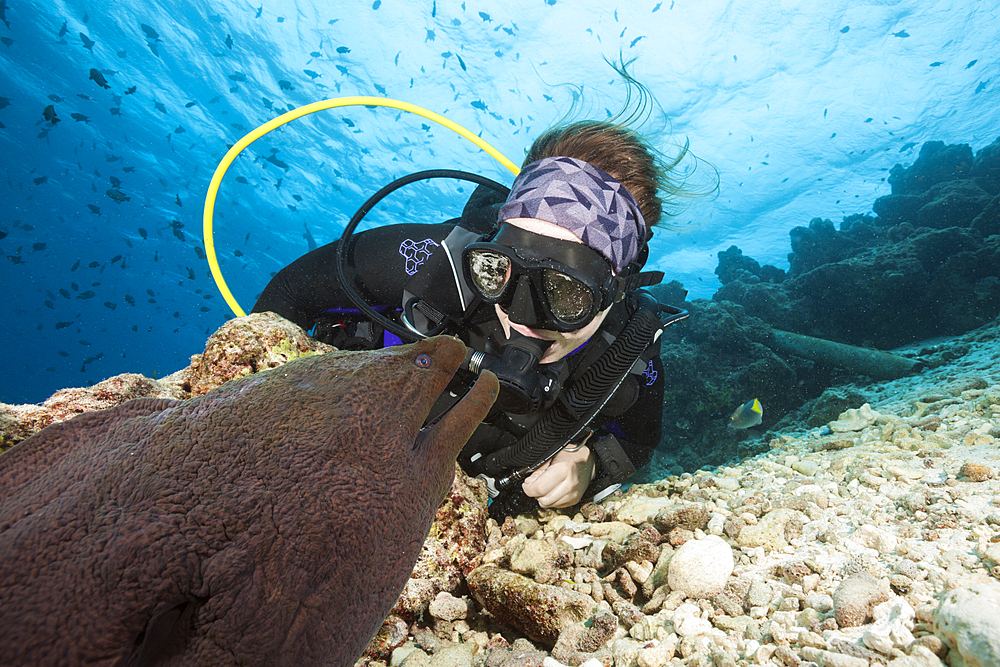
[202, 96, 519, 316]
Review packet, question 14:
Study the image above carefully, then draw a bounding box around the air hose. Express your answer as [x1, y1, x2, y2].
[480, 293, 687, 477]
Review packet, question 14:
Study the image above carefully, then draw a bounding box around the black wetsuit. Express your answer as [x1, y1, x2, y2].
[252, 188, 665, 513]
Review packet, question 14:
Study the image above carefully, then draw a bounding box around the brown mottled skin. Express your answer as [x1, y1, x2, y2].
[0, 336, 498, 667]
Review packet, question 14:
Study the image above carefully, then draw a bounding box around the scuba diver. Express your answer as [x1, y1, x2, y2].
[251, 119, 695, 520]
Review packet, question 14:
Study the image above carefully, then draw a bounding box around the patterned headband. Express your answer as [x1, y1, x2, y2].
[497, 156, 646, 273]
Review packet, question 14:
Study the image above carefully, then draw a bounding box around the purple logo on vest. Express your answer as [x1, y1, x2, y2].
[642, 359, 658, 386]
[399, 238, 440, 275]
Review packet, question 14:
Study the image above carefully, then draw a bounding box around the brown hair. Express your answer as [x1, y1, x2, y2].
[523, 59, 717, 235]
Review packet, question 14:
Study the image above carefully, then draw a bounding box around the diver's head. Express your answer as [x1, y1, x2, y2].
[463, 156, 646, 362]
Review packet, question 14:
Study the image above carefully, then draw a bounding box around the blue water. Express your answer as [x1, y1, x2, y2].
[1, 0, 998, 404]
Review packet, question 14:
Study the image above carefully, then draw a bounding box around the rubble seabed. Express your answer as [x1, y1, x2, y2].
[369, 318, 1000, 667]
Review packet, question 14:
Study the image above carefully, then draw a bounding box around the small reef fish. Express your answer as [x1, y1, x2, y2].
[42, 104, 60, 124]
[105, 188, 130, 203]
[89, 68, 110, 89]
[729, 398, 763, 429]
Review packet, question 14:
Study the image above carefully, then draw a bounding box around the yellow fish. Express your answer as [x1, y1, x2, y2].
[729, 398, 763, 429]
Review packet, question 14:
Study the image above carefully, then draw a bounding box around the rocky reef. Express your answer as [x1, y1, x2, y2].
[0, 312, 335, 452]
[643, 137, 1000, 477]
[357, 315, 1000, 667]
[2, 302, 999, 667]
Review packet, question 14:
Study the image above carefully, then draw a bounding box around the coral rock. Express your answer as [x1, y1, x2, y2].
[829, 403, 880, 432]
[551, 610, 618, 665]
[833, 573, 891, 628]
[467, 564, 597, 645]
[667, 535, 734, 599]
[959, 462, 993, 482]
[735, 508, 804, 551]
[651, 503, 710, 533]
[389, 466, 490, 621]
[933, 581, 1000, 667]
[189, 311, 336, 395]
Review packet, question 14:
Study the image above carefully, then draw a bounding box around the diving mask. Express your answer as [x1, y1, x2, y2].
[462, 223, 622, 332]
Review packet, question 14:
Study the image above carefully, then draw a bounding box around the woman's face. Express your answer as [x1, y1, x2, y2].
[494, 217, 613, 364]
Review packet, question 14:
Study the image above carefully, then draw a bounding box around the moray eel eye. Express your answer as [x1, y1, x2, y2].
[414, 354, 432, 369]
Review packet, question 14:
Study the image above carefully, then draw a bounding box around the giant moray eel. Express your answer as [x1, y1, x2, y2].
[0, 336, 498, 666]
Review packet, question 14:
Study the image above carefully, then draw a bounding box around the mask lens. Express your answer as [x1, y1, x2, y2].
[467, 250, 511, 299]
[542, 269, 593, 324]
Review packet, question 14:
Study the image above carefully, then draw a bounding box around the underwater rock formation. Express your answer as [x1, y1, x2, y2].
[714, 137, 1000, 350]
[0, 336, 498, 666]
[647, 137, 1000, 475]
[0, 312, 336, 452]
[0, 313, 336, 452]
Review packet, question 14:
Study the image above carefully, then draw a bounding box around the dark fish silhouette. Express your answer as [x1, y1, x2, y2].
[278, 79, 293, 90]
[58, 21, 68, 38]
[154, 101, 166, 113]
[140, 23, 160, 41]
[109, 176, 121, 187]
[0, 338, 496, 667]
[264, 152, 289, 170]
[893, 30, 909, 38]
[79, 32, 95, 51]
[225, 33, 233, 49]
[42, 104, 60, 124]
[124, 85, 136, 94]
[87, 204, 100, 214]
[106, 188, 129, 203]
[47, 94, 62, 102]
[1, 1, 9, 30]
[70, 112, 90, 123]
[124, 294, 135, 306]
[337, 46, 350, 53]
[0, 96, 9, 109]
[89, 68, 110, 89]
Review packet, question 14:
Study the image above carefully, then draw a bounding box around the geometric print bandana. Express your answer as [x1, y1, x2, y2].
[497, 156, 646, 273]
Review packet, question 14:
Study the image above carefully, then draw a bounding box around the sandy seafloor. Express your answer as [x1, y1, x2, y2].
[384, 315, 1000, 667]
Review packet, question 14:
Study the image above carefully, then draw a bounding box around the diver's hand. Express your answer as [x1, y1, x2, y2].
[521, 445, 597, 509]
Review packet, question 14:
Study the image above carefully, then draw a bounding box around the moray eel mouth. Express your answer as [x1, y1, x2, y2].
[410, 336, 498, 457]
